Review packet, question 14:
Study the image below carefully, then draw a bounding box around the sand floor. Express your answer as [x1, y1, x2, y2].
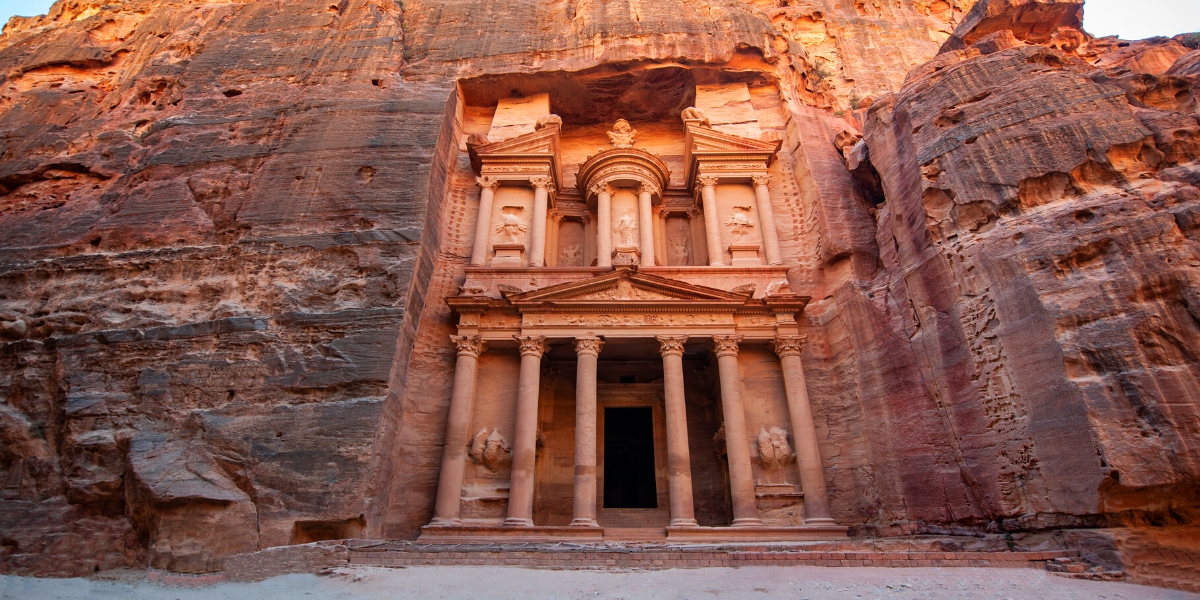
[2, 566, 1197, 600]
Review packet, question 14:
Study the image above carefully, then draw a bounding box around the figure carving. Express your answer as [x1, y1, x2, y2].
[765, 280, 792, 296]
[756, 427, 795, 471]
[669, 237, 691, 266]
[534, 114, 562, 130]
[468, 428, 511, 472]
[614, 213, 637, 247]
[725, 206, 755, 242]
[458, 284, 488, 297]
[681, 107, 712, 127]
[560, 243, 582, 266]
[496, 206, 528, 242]
[607, 119, 637, 148]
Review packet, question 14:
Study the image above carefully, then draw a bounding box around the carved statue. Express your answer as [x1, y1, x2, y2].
[468, 428, 511, 472]
[669, 237, 690, 266]
[765, 280, 792, 296]
[681, 107, 711, 127]
[495, 206, 528, 242]
[614, 213, 637, 247]
[607, 119, 637, 148]
[535, 114, 562, 130]
[725, 206, 755, 242]
[756, 427, 795, 471]
[560, 243, 582, 266]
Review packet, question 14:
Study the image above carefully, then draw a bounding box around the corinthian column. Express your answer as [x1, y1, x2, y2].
[638, 183, 657, 267]
[571, 336, 603, 527]
[471, 177, 499, 266]
[771, 335, 834, 524]
[712, 335, 762, 526]
[593, 183, 613, 268]
[506, 335, 547, 526]
[529, 176, 553, 267]
[657, 335, 698, 526]
[752, 174, 783, 265]
[697, 175, 725, 266]
[430, 335, 486, 525]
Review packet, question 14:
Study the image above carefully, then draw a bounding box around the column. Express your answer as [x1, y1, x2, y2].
[470, 177, 499, 266]
[430, 335, 486, 525]
[529, 176, 553, 267]
[593, 183, 613, 268]
[697, 175, 725, 266]
[771, 335, 834, 524]
[657, 335, 698, 527]
[571, 336, 603, 527]
[752, 174, 783, 265]
[638, 183, 657, 267]
[712, 335, 762, 526]
[506, 335, 547, 526]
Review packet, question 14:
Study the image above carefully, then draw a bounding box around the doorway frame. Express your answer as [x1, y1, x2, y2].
[597, 383, 671, 526]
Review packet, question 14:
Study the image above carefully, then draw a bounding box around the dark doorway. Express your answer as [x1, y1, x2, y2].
[603, 407, 658, 508]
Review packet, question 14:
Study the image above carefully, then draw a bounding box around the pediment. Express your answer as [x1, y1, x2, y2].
[686, 124, 782, 155]
[471, 126, 558, 157]
[508, 269, 750, 306]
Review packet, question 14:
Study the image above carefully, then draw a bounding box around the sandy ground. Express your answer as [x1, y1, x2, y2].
[2, 566, 1197, 600]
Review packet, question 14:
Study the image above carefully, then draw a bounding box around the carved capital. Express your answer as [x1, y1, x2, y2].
[476, 176, 500, 191]
[696, 174, 720, 188]
[711, 335, 744, 358]
[770, 335, 808, 358]
[451, 335, 486, 358]
[589, 182, 614, 198]
[515, 335, 547, 358]
[574, 336, 604, 357]
[656, 335, 689, 357]
[529, 175, 554, 190]
[751, 173, 772, 188]
[638, 181, 661, 197]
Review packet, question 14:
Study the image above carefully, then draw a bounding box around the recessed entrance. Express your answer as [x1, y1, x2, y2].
[603, 407, 658, 509]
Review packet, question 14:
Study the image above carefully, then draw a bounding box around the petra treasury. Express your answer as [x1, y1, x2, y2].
[0, 0, 1199, 594]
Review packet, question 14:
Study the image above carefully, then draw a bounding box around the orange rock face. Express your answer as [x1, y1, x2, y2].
[0, 0, 1196, 588]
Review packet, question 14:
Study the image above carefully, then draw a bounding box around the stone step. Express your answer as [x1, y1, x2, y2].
[348, 541, 1080, 570]
[602, 527, 668, 541]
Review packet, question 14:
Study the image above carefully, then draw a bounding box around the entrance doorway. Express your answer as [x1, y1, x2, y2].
[603, 407, 658, 509]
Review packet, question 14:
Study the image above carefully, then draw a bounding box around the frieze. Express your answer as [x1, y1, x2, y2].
[522, 313, 732, 328]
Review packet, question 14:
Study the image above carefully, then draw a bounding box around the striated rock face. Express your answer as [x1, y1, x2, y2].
[0, 0, 1196, 588]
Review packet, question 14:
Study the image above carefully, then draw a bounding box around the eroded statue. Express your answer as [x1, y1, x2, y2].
[468, 428, 512, 472]
[607, 119, 637, 148]
[757, 427, 795, 471]
[496, 206, 528, 242]
[614, 213, 637, 247]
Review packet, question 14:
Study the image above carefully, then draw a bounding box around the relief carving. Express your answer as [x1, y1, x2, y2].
[669, 237, 691, 266]
[681, 107, 712, 127]
[725, 206, 756, 242]
[560, 243, 582, 266]
[496, 206, 528, 242]
[765, 280, 792, 296]
[614, 213, 638, 247]
[468, 428, 511, 472]
[756, 427, 795, 471]
[607, 119, 637, 148]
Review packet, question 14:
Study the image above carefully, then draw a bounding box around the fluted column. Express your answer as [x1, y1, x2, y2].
[430, 335, 486, 525]
[593, 183, 613, 268]
[470, 177, 499, 266]
[752, 174, 783, 265]
[712, 335, 762, 526]
[571, 337, 603, 527]
[697, 175, 725, 266]
[638, 183, 657, 267]
[529, 176, 553, 267]
[506, 335, 547, 527]
[657, 335, 698, 527]
[771, 335, 834, 524]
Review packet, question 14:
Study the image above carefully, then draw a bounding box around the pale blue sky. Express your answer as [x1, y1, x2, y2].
[0, 0, 1198, 42]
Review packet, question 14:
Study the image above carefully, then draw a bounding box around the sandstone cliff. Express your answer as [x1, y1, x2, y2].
[0, 0, 1195, 589]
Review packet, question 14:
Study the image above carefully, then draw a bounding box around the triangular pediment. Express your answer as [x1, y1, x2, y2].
[508, 269, 750, 306]
[471, 126, 558, 157]
[686, 124, 782, 154]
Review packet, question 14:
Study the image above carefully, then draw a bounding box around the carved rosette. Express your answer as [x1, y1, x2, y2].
[515, 335, 548, 357]
[451, 335, 486, 357]
[476, 176, 500, 191]
[711, 334, 743, 358]
[528, 175, 554, 190]
[656, 335, 689, 357]
[751, 173, 771, 188]
[770, 335, 807, 358]
[574, 336, 604, 357]
[696, 174, 720, 188]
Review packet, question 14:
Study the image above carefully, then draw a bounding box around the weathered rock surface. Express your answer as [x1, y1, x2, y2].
[0, 0, 1196, 591]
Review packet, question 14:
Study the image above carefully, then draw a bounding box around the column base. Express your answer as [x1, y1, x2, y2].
[426, 517, 461, 527]
[669, 518, 699, 527]
[418, 523, 605, 543]
[503, 517, 535, 527]
[804, 517, 838, 526]
[570, 518, 600, 528]
[731, 517, 764, 527]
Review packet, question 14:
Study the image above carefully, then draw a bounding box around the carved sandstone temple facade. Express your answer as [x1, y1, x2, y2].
[419, 88, 848, 543]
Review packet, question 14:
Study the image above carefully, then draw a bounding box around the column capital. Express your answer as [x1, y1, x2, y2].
[711, 334, 744, 358]
[770, 335, 808, 358]
[450, 334, 486, 357]
[476, 176, 500, 191]
[638, 181, 661, 196]
[529, 175, 554, 190]
[574, 336, 604, 357]
[696, 174, 720, 188]
[656, 335, 689, 357]
[589, 181, 614, 197]
[751, 173, 771, 187]
[515, 335, 548, 357]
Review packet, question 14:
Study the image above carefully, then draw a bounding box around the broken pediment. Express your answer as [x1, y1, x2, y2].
[468, 121, 562, 175]
[683, 124, 783, 189]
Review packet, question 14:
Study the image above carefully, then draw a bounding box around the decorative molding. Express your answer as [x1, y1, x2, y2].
[656, 335, 689, 357]
[476, 176, 500, 191]
[515, 335, 548, 357]
[711, 334, 744, 358]
[770, 335, 808, 358]
[451, 335, 485, 357]
[574, 336, 604, 356]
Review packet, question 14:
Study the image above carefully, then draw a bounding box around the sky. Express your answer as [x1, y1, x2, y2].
[0, 0, 1198, 40]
